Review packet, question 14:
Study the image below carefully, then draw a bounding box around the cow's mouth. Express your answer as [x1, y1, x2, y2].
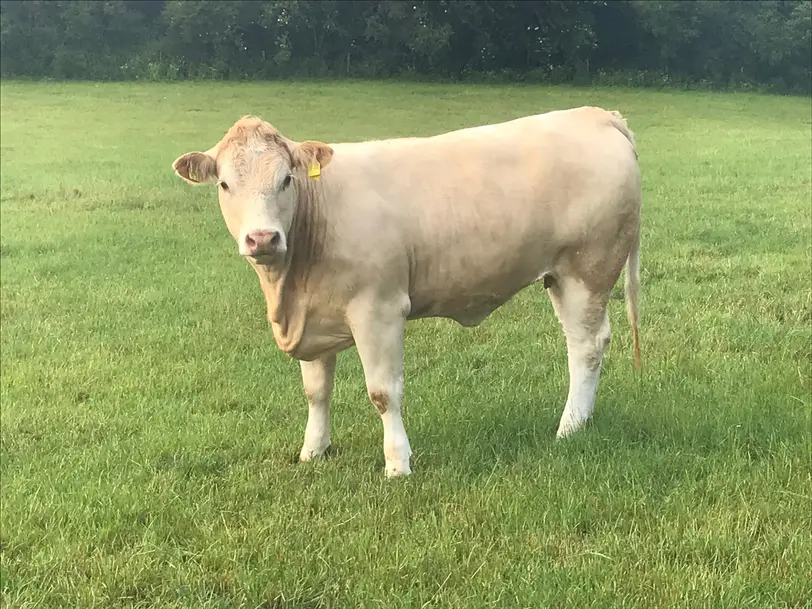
[248, 252, 284, 266]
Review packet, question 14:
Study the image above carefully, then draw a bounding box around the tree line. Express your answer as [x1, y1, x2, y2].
[1, 0, 810, 94]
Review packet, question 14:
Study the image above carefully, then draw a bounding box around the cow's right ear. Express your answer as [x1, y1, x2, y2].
[172, 151, 218, 185]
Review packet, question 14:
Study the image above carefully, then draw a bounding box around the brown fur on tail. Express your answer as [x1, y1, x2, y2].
[609, 109, 641, 368]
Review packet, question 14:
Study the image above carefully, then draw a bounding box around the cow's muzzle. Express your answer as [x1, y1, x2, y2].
[240, 229, 286, 262]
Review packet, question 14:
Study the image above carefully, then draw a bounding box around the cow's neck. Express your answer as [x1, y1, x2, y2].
[251, 258, 305, 355]
[251, 181, 325, 355]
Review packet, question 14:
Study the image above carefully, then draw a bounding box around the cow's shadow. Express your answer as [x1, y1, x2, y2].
[404, 389, 778, 479]
[406, 404, 572, 477]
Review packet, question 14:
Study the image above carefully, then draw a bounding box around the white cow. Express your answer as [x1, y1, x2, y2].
[172, 106, 642, 477]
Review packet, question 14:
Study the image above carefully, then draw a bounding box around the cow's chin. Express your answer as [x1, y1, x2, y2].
[246, 251, 286, 267]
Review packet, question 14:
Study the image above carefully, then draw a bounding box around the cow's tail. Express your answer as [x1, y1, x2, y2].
[624, 229, 641, 369]
[608, 109, 641, 369]
[608, 110, 638, 159]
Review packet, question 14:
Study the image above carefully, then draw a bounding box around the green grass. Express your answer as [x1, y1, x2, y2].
[1, 80, 810, 609]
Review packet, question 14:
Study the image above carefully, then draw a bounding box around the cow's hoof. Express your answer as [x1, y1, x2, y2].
[556, 420, 588, 439]
[299, 445, 330, 462]
[385, 461, 412, 478]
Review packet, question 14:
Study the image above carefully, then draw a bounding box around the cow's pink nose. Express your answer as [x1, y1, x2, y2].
[244, 230, 280, 255]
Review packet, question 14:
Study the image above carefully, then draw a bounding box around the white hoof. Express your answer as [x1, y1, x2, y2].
[556, 418, 589, 438]
[299, 444, 330, 462]
[385, 460, 412, 478]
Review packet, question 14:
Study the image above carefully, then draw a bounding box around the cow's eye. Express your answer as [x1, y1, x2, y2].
[281, 175, 292, 190]
[219, 181, 229, 192]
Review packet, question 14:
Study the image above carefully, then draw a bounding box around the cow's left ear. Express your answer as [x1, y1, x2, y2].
[172, 151, 218, 185]
[295, 141, 334, 171]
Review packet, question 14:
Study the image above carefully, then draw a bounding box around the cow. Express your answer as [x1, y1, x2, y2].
[171, 106, 642, 477]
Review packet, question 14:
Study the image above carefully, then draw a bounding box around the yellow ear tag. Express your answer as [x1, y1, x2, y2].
[307, 162, 321, 181]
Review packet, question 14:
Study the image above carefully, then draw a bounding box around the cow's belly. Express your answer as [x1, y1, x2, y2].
[405, 199, 561, 326]
[408, 260, 548, 327]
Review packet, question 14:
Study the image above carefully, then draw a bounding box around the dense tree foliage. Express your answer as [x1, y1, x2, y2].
[1, 0, 809, 93]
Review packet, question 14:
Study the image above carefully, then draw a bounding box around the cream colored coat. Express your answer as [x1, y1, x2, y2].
[173, 105, 642, 477]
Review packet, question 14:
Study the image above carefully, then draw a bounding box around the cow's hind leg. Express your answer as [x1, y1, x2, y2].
[299, 354, 337, 461]
[547, 277, 612, 438]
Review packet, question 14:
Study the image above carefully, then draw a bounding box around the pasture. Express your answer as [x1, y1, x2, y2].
[1, 81, 810, 608]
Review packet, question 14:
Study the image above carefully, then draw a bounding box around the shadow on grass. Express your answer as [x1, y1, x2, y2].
[407, 393, 565, 476]
[406, 385, 791, 479]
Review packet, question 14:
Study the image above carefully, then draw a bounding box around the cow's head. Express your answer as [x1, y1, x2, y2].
[172, 116, 333, 266]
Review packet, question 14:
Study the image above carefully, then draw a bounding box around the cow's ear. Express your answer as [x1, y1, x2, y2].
[295, 141, 334, 171]
[172, 151, 218, 185]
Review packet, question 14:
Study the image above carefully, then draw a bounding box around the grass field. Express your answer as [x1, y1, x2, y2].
[1, 80, 810, 609]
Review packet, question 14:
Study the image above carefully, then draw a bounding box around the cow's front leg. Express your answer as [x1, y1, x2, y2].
[350, 307, 412, 477]
[298, 355, 337, 462]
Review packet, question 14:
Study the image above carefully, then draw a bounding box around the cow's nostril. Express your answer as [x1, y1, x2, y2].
[269, 232, 280, 247]
[245, 234, 257, 249]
